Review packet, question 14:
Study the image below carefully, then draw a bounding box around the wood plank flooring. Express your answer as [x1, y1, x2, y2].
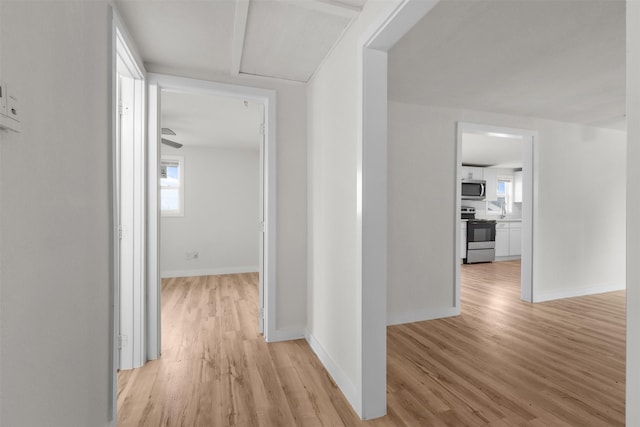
[386, 261, 625, 426]
[117, 262, 625, 426]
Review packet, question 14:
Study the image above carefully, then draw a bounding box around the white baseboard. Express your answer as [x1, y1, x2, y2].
[533, 283, 626, 303]
[305, 331, 361, 416]
[387, 306, 460, 326]
[266, 327, 305, 342]
[494, 255, 521, 262]
[161, 266, 259, 278]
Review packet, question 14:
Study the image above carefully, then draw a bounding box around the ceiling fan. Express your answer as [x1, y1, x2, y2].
[161, 128, 183, 149]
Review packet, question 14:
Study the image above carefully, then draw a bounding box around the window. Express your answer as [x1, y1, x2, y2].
[488, 177, 513, 215]
[160, 155, 184, 216]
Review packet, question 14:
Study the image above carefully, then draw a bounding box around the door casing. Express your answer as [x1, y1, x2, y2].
[145, 73, 277, 354]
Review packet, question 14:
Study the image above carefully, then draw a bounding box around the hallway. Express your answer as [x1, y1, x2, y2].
[117, 273, 362, 426]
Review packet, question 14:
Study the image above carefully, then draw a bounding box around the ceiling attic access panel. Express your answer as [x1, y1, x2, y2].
[240, 0, 363, 82]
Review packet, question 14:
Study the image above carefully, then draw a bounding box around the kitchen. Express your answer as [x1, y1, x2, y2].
[459, 130, 524, 265]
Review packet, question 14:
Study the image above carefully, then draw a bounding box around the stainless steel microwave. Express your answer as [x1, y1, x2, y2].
[461, 180, 486, 200]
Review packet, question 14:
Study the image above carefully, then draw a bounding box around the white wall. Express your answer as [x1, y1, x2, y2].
[148, 66, 307, 334]
[387, 100, 626, 321]
[627, 2, 640, 424]
[0, 2, 113, 426]
[306, 0, 392, 416]
[387, 102, 459, 324]
[160, 146, 260, 277]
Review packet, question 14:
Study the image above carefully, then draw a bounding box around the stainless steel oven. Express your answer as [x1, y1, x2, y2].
[465, 219, 496, 264]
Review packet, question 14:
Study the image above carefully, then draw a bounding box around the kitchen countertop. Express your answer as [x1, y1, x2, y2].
[461, 218, 522, 222]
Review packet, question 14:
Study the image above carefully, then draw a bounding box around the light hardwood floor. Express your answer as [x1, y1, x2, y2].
[117, 262, 625, 426]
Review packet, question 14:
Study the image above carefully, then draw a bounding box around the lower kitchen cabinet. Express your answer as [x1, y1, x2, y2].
[495, 221, 522, 258]
[509, 223, 522, 256]
[495, 223, 510, 257]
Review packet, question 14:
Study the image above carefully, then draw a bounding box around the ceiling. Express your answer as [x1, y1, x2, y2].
[116, 0, 367, 150]
[119, 0, 627, 150]
[161, 91, 263, 150]
[462, 133, 524, 169]
[115, 0, 366, 83]
[389, 0, 626, 130]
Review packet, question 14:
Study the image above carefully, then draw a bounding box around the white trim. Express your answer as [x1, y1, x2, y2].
[387, 307, 460, 326]
[231, 0, 249, 75]
[627, 4, 640, 424]
[146, 83, 161, 361]
[112, 8, 145, 79]
[268, 328, 305, 342]
[355, 0, 441, 420]
[115, 30, 147, 373]
[494, 256, 521, 262]
[237, 71, 307, 87]
[356, 47, 388, 419]
[305, 331, 360, 414]
[456, 122, 536, 304]
[281, 0, 361, 18]
[111, 6, 147, 421]
[365, 0, 440, 51]
[108, 8, 117, 422]
[161, 266, 259, 278]
[521, 132, 535, 303]
[146, 73, 277, 343]
[534, 284, 625, 303]
[454, 122, 463, 309]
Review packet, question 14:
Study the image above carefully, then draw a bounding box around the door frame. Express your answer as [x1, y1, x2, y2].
[110, 8, 147, 421]
[115, 58, 147, 371]
[357, 0, 442, 418]
[455, 122, 536, 303]
[145, 73, 277, 353]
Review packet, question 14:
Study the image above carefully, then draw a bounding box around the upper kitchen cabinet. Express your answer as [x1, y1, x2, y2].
[514, 170, 523, 203]
[460, 166, 484, 181]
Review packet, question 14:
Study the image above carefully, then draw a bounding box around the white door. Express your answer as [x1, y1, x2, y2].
[118, 73, 136, 369]
[117, 71, 146, 370]
[115, 30, 146, 370]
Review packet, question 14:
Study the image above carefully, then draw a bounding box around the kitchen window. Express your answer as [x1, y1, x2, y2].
[488, 177, 513, 215]
[160, 155, 184, 216]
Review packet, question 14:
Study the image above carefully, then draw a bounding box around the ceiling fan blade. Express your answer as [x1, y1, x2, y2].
[161, 127, 176, 136]
[161, 138, 183, 149]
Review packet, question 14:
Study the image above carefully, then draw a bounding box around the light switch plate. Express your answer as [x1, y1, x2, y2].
[7, 94, 19, 122]
[0, 82, 21, 133]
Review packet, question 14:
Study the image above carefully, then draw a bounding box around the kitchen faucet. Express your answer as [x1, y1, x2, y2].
[501, 200, 507, 219]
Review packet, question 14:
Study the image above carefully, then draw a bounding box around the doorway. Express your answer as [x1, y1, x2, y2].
[455, 122, 535, 305]
[158, 88, 264, 318]
[146, 74, 277, 356]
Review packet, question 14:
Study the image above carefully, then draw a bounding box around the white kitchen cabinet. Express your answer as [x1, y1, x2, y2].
[495, 222, 510, 257]
[460, 221, 467, 259]
[509, 223, 522, 256]
[514, 170, 523, 203]
[460, 166, 483, 181]
[483, 168, 498, 201]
